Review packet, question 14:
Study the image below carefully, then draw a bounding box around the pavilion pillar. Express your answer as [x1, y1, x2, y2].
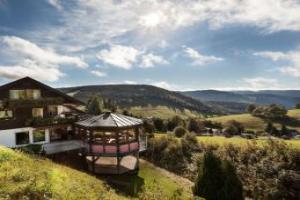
[116, 130, 120, 174]
[90, 129, 96, 174]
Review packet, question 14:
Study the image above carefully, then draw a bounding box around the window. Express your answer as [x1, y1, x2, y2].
[48, 105, 58, 116]
[9, 90, 26, 100]
[9, 89, 41, 100]
[0, 110, 13, 119]
[32, 108, 43, 118]
[26, 89, 41, 99]
[16, 131, 30, 145]
[33, 130, 46, 143]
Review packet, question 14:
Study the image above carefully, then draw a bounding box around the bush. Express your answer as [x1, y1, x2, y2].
[193, 151, 225, 200]
[182, 132, 199, 159]
[174, 126, 187, 138]
[194, 151, 243, 200]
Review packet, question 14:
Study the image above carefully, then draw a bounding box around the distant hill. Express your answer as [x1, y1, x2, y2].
[59, 85, 222, 115]
[182, 90, 300, 109]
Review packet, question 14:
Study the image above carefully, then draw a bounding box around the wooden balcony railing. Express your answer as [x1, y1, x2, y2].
[5, 97, 64, 108]
[25, 116, 77, 127]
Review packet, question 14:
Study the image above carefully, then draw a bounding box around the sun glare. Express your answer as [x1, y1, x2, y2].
[139, 12, 163, 28]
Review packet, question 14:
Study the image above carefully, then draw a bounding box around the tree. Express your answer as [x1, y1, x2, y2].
[221, 161, 244, 200]
[225, 120, 244, 135]
[86, 95, 102, 115]
[194, 152, 244, 200]
[194, 151, 225, 200]
[187, 118, 200, 133]
[174, 126, 187, 138]
[153, 117, 166, 132]
[182, 132, 199, 159]
[246, 104, 256, 113]
[103, 98, 117, 112]
[167, 116, 185, 131]
[280, 124, 289, 136]
[295, 103, 300, 109]
[265, 122, 274, 134]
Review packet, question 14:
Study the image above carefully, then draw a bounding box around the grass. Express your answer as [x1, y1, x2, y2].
[0, 146, 193, 200]
[128, 106, 201, 119]
[0, 146, 123, 200]
[209, 109, 300, 132]
[139, 160, 193, 199]
[155, 133, 300, 150]
[196, 136, 300, 149]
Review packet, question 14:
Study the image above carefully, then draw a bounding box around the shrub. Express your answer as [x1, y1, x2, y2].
[182, 132, 199, 159]
[174, 126, 187, 138]
[221, 160, 244, 200]
[153, 117, 166, 132]
[194, 151, 244, 200]
[193, 151, 225, 200]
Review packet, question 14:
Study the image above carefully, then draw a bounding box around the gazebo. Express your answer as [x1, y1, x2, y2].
[75, 112, 145, 174]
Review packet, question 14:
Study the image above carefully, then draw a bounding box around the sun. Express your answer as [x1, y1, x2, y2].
[139, 12, 164, 28]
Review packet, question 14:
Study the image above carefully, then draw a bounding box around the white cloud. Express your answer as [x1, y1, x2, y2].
[97, 45, 140, 70]
[184, 47, 223, 66]
[35, 0, 300, 54]
[2, 36, 88, 68]
[124, 80, 137, 84]
[242, 77, 279, 89]
[140, 53, 169, 68]
[0, 59, 64, 82]
[90, 70, 107, 77]
[254, 50, 300, 77]
[0, 36, 88, 81]
[97, 44, 168, 69]
[47, 0, 63, 11]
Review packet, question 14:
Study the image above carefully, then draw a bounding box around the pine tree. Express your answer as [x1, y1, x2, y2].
[265, 122, 273, 134]
[193, 151, 225, 200]
[221, 160, 244, 200]
[86, 95, 102, 115]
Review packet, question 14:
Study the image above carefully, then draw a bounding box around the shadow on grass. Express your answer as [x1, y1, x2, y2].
[48, 151, 145, 197]
[99, 174, 145, 197]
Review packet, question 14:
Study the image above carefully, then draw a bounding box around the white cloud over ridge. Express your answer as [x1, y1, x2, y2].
[184, 47, 223, 66]
[254, 50, 300, 77]
[96, 44, 168, 69]
[0, 36, 88, 81]
[243, 77, 279, 89]
[91, 70, 107, 77]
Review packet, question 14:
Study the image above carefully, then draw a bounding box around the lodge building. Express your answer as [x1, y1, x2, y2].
[0, 77, 146, 174]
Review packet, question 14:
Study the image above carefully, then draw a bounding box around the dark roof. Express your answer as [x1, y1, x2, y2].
[75, 112, 143, 129]
[0, 77, 84, 105]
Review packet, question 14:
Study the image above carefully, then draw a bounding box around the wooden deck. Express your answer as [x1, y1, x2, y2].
[86, 155, 138, 174]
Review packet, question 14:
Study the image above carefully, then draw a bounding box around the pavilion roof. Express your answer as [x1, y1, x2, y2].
[75, 112, 143, 129]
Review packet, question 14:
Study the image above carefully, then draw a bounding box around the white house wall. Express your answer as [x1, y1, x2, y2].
[0, 127, 50, 148]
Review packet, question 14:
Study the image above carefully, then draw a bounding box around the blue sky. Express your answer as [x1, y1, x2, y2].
[0, 0, 300, 90]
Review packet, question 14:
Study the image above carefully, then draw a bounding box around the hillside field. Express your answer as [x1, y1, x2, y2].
[0, 146, 193, 200]
[209, 109, 300, 132]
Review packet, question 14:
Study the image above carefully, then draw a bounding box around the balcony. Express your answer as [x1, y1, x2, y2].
[25, 116, 78, 127]
[6, 97, 64, 108]
[43, 140, 83, 154]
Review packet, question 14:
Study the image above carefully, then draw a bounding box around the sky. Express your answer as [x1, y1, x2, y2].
[0, 0, 300, 91]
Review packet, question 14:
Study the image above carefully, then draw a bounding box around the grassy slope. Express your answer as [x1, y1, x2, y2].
[128, 106, 202, 119]
[209, 109, 300, 131]
[0, 146, 193, 200]
[197, 136, 300, 149]
[0, 146, 124, 200]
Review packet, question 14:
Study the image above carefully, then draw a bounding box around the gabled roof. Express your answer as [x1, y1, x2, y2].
[0, 77, 84, 105]
[75, 112, 143, 129]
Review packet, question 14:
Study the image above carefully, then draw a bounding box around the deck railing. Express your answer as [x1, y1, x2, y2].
[90, 141, 139, 156]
